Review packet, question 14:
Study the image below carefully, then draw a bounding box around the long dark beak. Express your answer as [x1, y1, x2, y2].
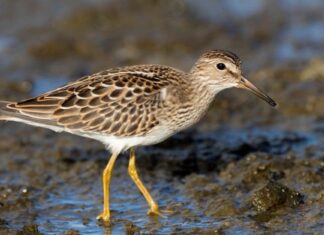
[237, 77, 278, 108]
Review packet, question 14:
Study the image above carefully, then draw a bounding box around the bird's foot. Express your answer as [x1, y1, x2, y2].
[147, 206, 174, 218]
[96, 212, 111, 225]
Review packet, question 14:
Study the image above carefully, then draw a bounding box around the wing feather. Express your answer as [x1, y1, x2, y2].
[6, 65, 183, 136]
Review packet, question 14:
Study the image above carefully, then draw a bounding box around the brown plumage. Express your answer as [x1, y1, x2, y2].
[4, 65, 183, 137]
[0, 50, 277, 222]
[0, 49, 277, 148]
[201, 49, 242, 67]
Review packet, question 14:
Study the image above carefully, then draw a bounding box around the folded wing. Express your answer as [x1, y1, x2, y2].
[6, 65, 178, 137]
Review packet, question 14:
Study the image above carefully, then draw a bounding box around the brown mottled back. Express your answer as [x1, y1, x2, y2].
[6, 65, 185, 137]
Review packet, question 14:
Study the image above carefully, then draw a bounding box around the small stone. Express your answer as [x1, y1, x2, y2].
[251, 181, 304, 212]
[21, 187, 28, 194]
[125, 222, 141, 235]
[17, 224, 44, 235]
[61, 229, 81, 235]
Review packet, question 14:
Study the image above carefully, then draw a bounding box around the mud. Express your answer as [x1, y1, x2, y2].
[0, 0, 323, 234]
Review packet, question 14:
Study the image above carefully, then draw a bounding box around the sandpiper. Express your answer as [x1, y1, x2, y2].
[0, 50, 277, 223]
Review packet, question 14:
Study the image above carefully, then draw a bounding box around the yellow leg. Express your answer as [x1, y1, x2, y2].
[128, 148, 160, 216]
[97, 153, 118, 222]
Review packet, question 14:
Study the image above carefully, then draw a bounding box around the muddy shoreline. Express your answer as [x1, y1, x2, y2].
[0, 0, 323, 234]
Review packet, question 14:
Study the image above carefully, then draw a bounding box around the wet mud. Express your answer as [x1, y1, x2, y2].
[0, 0, 323, 234]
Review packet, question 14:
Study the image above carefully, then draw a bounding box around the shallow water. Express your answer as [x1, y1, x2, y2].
[0, 0, 323, 234]
[0, 123, 322, 234]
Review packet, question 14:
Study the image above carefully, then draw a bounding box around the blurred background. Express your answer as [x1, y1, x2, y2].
[0, 0, 323, 234]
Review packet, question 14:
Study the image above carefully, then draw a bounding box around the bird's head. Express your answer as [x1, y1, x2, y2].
[191, 50, 277, 107]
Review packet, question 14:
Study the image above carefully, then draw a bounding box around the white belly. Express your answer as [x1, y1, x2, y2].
[81, 124, 174, 154]
[6, 117, 174, 154]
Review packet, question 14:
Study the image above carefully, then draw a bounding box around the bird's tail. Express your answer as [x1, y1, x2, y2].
[0, 100, 63, 132]
[0, 101, 16, 120]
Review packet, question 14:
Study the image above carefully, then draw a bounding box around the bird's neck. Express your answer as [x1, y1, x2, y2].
[189, 82, 217, 115]
[162, 77, 218, 132]
[186, 75, 218, 107]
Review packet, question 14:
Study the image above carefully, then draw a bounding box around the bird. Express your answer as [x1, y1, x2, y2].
[0, 49, 277, 223]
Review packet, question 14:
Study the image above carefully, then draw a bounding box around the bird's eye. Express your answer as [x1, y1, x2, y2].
[216, 63, 226, 70]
